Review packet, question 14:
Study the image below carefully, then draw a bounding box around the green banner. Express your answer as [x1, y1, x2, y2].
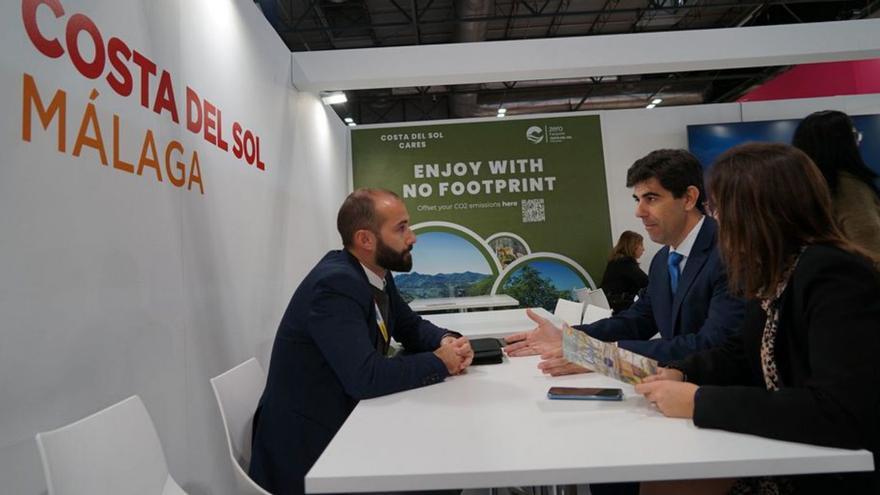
[352, 115, 611, 310]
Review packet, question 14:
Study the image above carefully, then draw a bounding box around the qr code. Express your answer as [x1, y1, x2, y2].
[521, 198, 545, 223]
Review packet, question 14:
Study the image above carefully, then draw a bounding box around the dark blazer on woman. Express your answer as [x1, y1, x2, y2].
[672, 244, 880, 493]
[599, 256, 648, 313]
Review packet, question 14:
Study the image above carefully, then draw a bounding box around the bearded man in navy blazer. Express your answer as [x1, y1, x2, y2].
[506, 149, 745, 370]
[249, 188, 474, 495]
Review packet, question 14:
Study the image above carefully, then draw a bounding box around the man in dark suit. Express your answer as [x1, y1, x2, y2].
[505, 149, 745, 369]
[249, 188, 474, 495]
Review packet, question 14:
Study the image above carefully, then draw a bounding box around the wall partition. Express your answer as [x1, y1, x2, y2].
[0, 1, 349, 493]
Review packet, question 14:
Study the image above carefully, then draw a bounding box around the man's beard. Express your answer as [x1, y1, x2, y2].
[376, 237, 413, 272]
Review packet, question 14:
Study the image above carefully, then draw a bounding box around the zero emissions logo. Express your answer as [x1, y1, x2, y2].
[526, 126, 545, 144]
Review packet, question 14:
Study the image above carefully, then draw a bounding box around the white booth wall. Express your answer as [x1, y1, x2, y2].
[0, 1, 349, 494]
[2, 2, 879, 494]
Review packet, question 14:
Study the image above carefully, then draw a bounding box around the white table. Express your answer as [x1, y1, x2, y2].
[409, 294, 519, 313]
[422, 307, 561, 339]
[306, 355, 873, 493]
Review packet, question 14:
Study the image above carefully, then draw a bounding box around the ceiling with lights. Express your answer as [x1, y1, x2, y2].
[256, 0, 880, 123]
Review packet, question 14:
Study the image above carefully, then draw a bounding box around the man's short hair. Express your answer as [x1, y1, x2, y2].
[337, 188, 400, 248]
[626, 149, 705, 211]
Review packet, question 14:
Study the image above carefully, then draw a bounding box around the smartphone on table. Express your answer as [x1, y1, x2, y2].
[547, 386, 624, 401]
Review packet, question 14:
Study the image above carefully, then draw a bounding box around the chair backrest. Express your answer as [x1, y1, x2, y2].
[35, 395, 187, 495]
[573, 287, 591, 303]
[553, 298, 585, 325]
[583, 304, 613, 324]
[210, 358, 271, 495]
[588, 288, 611, 310]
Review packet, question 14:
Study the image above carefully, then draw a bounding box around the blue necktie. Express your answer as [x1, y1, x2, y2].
[668, 251, 684, 294]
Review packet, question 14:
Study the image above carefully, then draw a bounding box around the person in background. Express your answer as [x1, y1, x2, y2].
[793, 110, 880, 256]
[636, 143, 880, 495]
[600, 230, 649, 313]
[249, 188, 474, 495]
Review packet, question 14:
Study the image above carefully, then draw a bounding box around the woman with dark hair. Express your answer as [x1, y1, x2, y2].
[599, 230, 648, 313]
[635, 143, 880, 495]
[793, 110, 880, 256]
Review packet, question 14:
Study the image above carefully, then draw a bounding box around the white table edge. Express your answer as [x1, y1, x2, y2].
[306, 449, 873, 493]
[410, 295, 520, 312]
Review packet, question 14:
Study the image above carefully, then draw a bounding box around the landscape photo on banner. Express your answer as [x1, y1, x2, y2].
[352, 115, 612, 311]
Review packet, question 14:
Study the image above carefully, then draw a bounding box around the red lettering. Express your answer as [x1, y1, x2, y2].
[106, 37, 132, 97]
[154, 70, 179, 123]
[22, 0, 65, 58]
[203, 100, 218, 146]
[65, 13, 105, 79]
[232, 121, 243, 159]
[131, 50, 156, 109]
[215, 107, 228, 151]
[243, 130, 255, 165]
[255, 135, 265, 170]
[186, 87, 202, 134]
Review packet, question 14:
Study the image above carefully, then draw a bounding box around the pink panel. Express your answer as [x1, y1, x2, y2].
[738, 59, 880, 102]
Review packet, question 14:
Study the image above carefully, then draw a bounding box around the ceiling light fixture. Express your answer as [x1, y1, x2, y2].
[646, 103, 656, 109]
[347, 122, 357, 127]
[498, 108, 507, 114]
[344, 117, 354, 124]
[651, 98, 663, 105]
[321, 91, 347, 105]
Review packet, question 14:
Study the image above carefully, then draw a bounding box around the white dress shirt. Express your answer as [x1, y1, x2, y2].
[360, 263, 387, 291]
[669, 215, 705, 272]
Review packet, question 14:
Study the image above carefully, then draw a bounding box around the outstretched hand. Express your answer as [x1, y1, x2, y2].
[503, 309, 563, 357]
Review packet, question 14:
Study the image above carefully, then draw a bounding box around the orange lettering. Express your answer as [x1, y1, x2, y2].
[165, 140, 185, 187]
[22, 73, 66, 152]
[188, 151, 203, 194]
[136, 129, 162, 181]
[72, 89, 107, 165]
[112, 114, 133, 173]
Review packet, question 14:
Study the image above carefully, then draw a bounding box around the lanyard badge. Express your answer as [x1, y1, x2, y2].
[373, 300, 389, 344]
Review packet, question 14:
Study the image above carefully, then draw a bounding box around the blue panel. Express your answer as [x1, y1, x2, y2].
[686, 115, 880, 176]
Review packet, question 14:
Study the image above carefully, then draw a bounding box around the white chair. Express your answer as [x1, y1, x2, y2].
[583, 304, 613, 324]
[210, 358, 271, 495]
[587, 288, 611, 310]
[553, 298, 585, 325]
[35, 395, 187, 495]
